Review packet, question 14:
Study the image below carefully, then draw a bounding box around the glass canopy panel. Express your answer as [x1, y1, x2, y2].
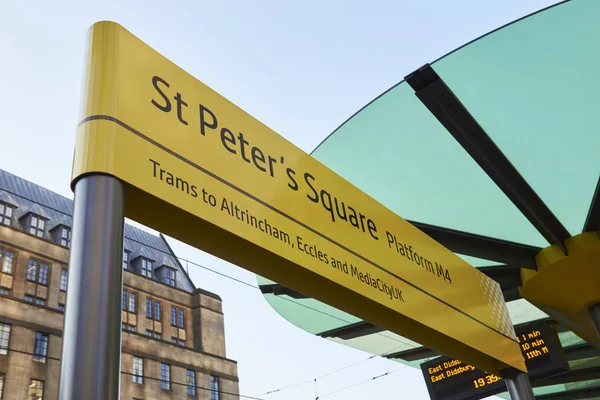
[498, 379, 600, 399]
[311, 81, 547, 247]
[459, 254, 503, 268]
[562, 379, 600, 395]
[559, 330, 588, 348]
[261, 294, 361, 334]
[507, 299, 548, 325]
[328, 331, 421, 357]
[432, 0, 600, 236]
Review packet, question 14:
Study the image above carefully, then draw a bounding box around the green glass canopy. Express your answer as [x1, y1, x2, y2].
[258, 1, 600, 398]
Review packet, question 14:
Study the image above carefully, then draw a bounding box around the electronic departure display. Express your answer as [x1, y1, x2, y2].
[420, 320, 568, 400]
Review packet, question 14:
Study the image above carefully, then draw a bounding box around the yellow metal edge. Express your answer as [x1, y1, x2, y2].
[565, 231, 600, 254]
[520, 268, 537, 286]
[535, 244, 565, 270]
[72, 21, 124, 188]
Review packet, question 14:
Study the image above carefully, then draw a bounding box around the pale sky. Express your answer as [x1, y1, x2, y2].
[0, 0, 558, 398]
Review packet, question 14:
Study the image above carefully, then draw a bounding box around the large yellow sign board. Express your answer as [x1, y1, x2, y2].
[73, 21, 525, 374]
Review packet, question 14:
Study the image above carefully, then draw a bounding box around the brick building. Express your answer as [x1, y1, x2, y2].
[0, 169, 239, 399]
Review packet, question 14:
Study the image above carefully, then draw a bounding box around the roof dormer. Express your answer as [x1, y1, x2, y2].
[49, 215, 73, 248]
[155, 255, 179, 288]
[130, 247, 156, 279]
[0, 192, 18, 227]
[19, 204, 50, 239]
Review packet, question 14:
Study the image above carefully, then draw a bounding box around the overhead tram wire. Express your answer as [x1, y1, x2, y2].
[0, 346, 61, 362]
[120, 371, 265, 400]
[319, 367, 406, 398]
[177, 256, 418, 347]
[177, 257, 420, 396]
[176, 256, 421, 397]
[0, 346, 263, 399]
[177, 256, 260, 290]
[2, 252, 413, 398]
[0, 264, 408, 399]
[178, 257, 364, 324]
[4, 345, 402, 400]
[257, 343, 409, 396]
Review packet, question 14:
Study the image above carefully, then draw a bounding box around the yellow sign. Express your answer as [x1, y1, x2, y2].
[73, 21, 525, 374]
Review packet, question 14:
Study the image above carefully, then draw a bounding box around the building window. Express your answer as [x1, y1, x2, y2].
[24, 295, 44, 306]
[38, 263, 48, 285]
[123, 324, 135, 332]
[165, 268, 176, 287]
[178, 309, 184, 328]
[33, 332, 49, 363]
[160, 363, 170, 390]
[141, 258, 153, 279]
[145, 330, 161, 340]
[128, 292, 136, 313]
[122, 290, 126, 310]
[210, 376, 220, 400]
[0, 373, 4, 400]
[60, 269, 68, 291]
[132, 356, 144, 384]
[0, 289, 8, 296]
[154, 301, 161, 320]
[0, 250, 14, 274]
[58, 304, 65, 312]
[170, 307, 184, 328]
[26, 259, 37, 281]
[146, 298, 161, 320]
[186, 369, 196, 396]
[146, 298, 152, 318]
[27, 259, 49, 285]
[123, 250, 129, 269]
[28, 379, 44, 400]
[60, 227, 71, 248]
[0, 323, 11, 355]
[0, 203, 13, 226]
[29, 215, 46, 238]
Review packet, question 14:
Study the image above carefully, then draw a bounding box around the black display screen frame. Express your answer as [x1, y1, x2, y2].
[420, 320, 568, 400]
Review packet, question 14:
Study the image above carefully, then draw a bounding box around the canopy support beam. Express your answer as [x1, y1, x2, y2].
[405, 64, 570, 253]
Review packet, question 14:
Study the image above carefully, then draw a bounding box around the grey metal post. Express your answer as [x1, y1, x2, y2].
[59, 175, 125, 400]
[590, 303, 600, 336]
[505, 372, 535, 400]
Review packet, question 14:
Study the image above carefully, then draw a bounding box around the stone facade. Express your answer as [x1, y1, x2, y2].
[0, 169, 239, 399]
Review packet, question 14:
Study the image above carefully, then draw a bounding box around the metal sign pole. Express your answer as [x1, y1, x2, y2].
[505, 372, 535, 400]
[59, 175, 125, 400]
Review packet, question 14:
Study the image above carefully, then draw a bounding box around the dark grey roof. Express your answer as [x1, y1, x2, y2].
[0, 169, 73, 215]
[18, 203, 51, 220]
[0, 191, 19, 207]
[48, 214, 73, 231]
[130, 246, 157, 262]
[154, 254, 179, 270]
[0, 169, 195, 293]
